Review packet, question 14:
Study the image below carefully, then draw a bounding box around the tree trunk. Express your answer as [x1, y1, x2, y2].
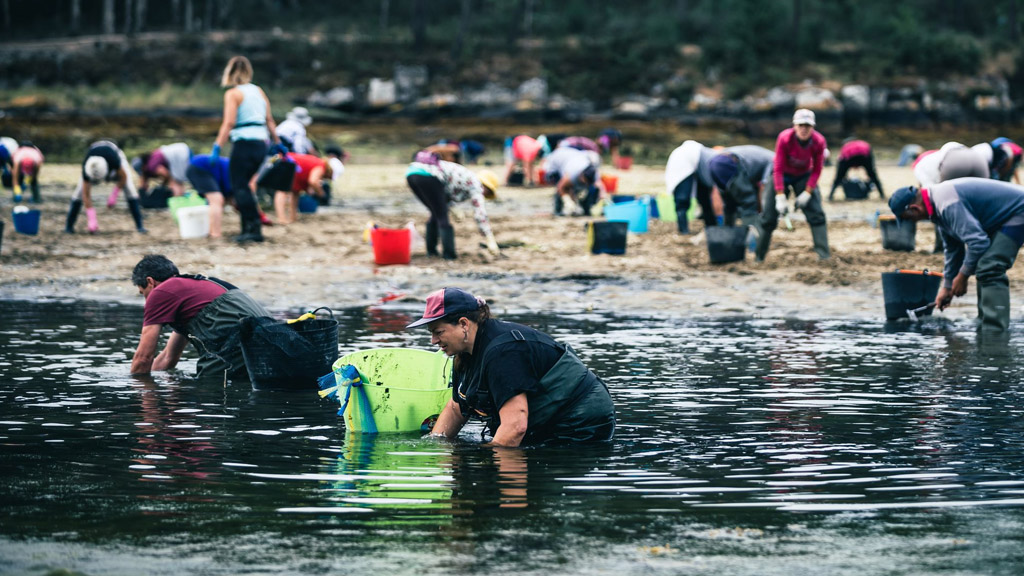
[71, 0, 81, 33]
[524, 0, 534, 36]
[134, 0, 146, 34]
[184, 0, 193, 32]
[203, 0, 213, 31]
[103, 0, 115, 34]
[380, 0, 389, 29]
[123, 0, 133, 36]
[412, 0, 426, 50]
[791, 0, 801, 65]
[452, 0, 471, 59]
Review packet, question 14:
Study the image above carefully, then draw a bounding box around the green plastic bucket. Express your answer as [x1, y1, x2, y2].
[168, 193, 208, 222]
[655, 194, 677, 222]
[334, 348, 452, 433]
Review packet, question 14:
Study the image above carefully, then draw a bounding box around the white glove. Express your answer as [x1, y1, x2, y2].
[774, 194, 789, 215]
[795, 190, 812, 209]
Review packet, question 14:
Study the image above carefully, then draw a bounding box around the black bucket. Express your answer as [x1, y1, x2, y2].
[842, 178, 870, 200]
[240, 308, 339, 391]
[139, 186, 172, 209]
[706, 225, 747, 264]
[586, 220, 628, 255]
[880, 216, 916, 251]
[881, 269, 943, 320]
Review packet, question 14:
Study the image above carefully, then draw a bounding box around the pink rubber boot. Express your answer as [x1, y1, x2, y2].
[86, 208, 99, 233]
[106, 186, 120, 209]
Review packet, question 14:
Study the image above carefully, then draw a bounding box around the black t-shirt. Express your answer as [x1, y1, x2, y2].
[454, 319, 563, 424]
[82, 143, 121, 182]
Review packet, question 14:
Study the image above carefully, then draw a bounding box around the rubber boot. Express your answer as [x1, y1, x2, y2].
[234, 215, 265, 243]
[975, 232, 1019, 332]
[106, 187, 120, 209]
[86, 208, 99, 234]
[424, 220, 439, 257]
[127, 198, 147, 233]
[553, 192, 564, 216]
[811, 224, 831, 260]
[755, 229, 773, 261]
[440, 226, 457, 260]
[30, 181, 41, 204]
[64, 200, 83, 233]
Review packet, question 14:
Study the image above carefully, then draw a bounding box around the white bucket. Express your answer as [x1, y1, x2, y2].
[177, 205, 210, 239]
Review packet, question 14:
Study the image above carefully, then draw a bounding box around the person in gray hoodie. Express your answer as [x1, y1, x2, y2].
[889, 178, 1024, 332]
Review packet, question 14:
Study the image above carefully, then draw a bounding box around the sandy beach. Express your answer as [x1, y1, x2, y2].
[1, 161, 1015, 324]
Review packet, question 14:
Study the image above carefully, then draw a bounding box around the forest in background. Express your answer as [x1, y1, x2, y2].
[1, 0, 1023, 105]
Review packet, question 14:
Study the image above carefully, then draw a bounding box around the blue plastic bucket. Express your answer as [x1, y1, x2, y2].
[298, 194, 319, 214]
[12, 209, 40, 235]
[604, 200, 648, 234]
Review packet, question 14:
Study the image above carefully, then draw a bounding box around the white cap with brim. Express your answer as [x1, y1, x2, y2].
[287, 106, 313, 126]
[84, 156, 108, 182]
[328, 157, 345, 183]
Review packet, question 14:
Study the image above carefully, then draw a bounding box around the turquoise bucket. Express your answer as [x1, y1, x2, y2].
[603, 199, 648, 234]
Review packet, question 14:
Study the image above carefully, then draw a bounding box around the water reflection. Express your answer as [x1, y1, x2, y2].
[3, 299, 1024, 574]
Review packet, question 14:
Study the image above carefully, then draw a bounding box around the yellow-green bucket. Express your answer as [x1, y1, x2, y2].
[335, 348, 452, 433]
[168, 192, 208, 222]
[655, 194, 677, 223]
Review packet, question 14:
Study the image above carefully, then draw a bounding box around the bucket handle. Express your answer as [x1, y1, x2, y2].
[287, 306, 334, 324]
[894, 269, 943, 277]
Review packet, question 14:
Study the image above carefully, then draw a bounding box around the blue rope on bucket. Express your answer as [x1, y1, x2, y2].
[317, 364, 377, 434]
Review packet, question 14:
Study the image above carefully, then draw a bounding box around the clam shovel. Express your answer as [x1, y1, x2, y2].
[907, 303, 936, 322]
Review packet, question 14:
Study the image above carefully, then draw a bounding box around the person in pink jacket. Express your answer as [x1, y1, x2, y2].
[755, 109, 830, 261]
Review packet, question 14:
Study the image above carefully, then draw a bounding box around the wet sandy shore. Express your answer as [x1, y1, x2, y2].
[1, 162, 1018, 325]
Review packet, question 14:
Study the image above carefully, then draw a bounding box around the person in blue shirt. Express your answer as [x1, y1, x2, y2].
[186, 154, 232, 239]
[889, 178, 1024, 332]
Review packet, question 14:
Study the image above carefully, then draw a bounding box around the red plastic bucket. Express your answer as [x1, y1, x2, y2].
[615, 156, 633, 170]
[371, 227, 411, 265]
[600, 174, 619, 193]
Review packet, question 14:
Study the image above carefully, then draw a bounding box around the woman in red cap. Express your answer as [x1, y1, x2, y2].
[408, 287, 615, 447]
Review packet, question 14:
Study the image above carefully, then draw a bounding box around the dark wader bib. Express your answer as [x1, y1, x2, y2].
[187, 289, 269, 379]
[482, 330, 615, 444]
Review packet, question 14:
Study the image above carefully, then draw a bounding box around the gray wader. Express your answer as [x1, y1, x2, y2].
[975, 231, 1022, 332]
[483, 330, 615, 444]
[187, 289, 271, 379]
[757, 173, 830, 261]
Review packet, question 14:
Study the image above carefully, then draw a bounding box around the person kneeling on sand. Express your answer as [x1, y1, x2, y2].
[889, 179, 1024, 333]
[274, 151, 333, 225]
[129, 254, 271, 378]
[66, 140, 146, 234]
[409, 287, 615, 447]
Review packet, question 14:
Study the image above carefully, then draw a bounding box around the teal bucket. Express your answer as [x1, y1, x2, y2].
[604, 199, 648, 234]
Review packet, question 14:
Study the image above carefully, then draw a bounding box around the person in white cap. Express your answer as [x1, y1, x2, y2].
[757, 108, 830, 261]
[276, 106, 316, 155]
[65, 140, 145, 234]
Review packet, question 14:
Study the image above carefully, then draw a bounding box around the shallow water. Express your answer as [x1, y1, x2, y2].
[2, 299, 1024, 575]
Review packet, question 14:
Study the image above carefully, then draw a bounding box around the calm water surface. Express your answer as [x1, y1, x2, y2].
[2, 299, 1024, 575]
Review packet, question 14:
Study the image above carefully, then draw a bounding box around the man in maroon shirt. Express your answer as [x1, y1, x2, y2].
[129, 255, 270, 379]
[756, 109, 830, 261]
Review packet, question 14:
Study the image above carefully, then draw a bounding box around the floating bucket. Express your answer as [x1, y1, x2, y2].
[335, 348, 452, 433]
[842, 178, 870, 200]
[600, 174, 619, 193]
[176, 205, 210, 239]
[655, 194, 677, 223]
[615, 156, 633, 170]
[298, 194, 319, 214]
[604, 199, 648, 234]
[586, 220, 628, 255]
[168, 193, 207, 222]
[881, 269, 943, 320]
[370, 227, 411, 265]
[12, 208, 40, 235]
[706, 225, 747, 264]
[879, 215, 916, 251]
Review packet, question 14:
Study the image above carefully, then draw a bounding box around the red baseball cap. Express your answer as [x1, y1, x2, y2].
[406, 287, 484, 328]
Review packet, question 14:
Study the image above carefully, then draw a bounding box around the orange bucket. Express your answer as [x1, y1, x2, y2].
[600, 174, 619, 193]
[370, 227, 411, 265]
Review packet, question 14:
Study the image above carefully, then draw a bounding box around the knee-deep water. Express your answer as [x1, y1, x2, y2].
[2, 299, 1024, 575]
